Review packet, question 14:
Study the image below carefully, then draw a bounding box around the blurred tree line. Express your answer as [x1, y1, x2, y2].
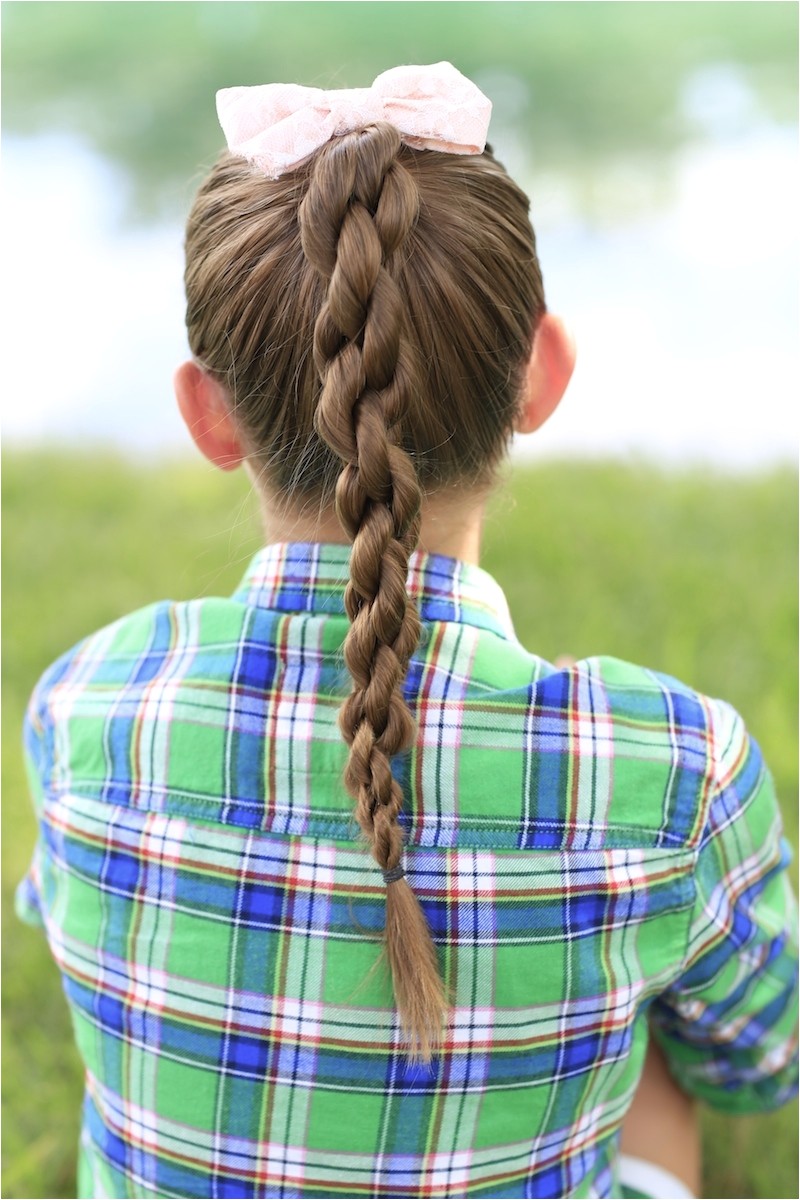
[2, 0, 797, 219]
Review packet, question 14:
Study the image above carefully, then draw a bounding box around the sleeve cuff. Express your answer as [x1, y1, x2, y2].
[651, 1020, 799, 1114]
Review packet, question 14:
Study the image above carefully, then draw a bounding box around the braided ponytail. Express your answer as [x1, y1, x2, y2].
[184, 107, 546, 1061]
[298, 122, 449, 1062]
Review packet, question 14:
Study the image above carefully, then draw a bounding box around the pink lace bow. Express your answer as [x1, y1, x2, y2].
[216, 62, 492, 179]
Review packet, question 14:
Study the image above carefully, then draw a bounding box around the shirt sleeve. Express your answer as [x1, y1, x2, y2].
[648, 696, 799, 1113]
[15, 662, 58, 930]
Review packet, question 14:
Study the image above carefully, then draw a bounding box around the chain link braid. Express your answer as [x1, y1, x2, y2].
[184, 121, 546, 1064]
[297, 122, 449, 1062]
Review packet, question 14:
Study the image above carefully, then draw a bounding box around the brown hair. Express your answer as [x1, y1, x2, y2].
[183, 121, 545, 1062]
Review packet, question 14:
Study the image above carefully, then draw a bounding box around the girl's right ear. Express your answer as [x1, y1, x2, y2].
[174, 361, 247, 471]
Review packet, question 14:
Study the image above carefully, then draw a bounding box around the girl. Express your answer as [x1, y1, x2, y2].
[17, 63, 797, 1199]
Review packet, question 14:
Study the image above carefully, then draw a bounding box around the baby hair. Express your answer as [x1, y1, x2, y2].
[183, 120, 546, 1062]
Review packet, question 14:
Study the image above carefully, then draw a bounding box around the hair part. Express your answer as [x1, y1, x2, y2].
[183, 122, 546, 1062]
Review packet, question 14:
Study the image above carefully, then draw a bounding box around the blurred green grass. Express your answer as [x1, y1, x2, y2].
[3, 448, 797, 1199]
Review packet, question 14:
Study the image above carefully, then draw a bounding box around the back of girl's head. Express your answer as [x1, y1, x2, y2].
[182, 112, 546, 1062]
[184, 124, 545, 505]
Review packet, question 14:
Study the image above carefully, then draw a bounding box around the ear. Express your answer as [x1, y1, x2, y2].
[514, 313, 576, 435]
[174, 360, 247, 471]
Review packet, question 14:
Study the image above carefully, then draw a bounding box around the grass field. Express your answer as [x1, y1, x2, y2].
[3, 448, 797, 1199]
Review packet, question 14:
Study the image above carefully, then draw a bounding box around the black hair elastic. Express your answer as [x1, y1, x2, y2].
[381, 864, 406, 885]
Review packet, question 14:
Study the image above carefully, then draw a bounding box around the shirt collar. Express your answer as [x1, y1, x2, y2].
[232, 541, 518, 642]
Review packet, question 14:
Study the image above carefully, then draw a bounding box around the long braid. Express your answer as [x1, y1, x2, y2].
[298, 122, 449, 1063]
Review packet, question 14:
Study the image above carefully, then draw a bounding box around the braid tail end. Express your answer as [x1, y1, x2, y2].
[385, 879, 450, 1063]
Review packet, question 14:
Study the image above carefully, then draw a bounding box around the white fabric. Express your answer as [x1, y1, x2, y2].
[617, 1152, 696, 1199]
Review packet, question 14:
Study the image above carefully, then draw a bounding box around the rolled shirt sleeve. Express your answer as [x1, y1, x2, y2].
[649, 697, 799, 1112]
[15, 659, 61, 929]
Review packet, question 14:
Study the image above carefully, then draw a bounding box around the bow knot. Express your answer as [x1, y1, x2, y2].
[216, 62, 492, 179]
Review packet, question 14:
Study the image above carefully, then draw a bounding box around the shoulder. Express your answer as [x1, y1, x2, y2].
[534, 655, 752, 849]
[544, 652, 720, 724]
[581, 654, 750, 781]
[569, 654, 715, 728]
[24, 593, 276, 810]
[26, 594, 261, 731]
[440, 639, 745, 848]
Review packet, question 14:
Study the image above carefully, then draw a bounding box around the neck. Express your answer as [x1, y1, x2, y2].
[255, 482, 490, 566]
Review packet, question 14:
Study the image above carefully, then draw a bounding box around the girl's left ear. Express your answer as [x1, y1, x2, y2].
[515, 313, 576, 435]
[174, 361, 247, 471]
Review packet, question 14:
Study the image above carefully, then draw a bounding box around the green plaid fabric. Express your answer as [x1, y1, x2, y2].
[17, 541, 798, 1199]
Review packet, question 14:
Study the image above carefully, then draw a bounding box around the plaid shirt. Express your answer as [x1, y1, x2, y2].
[17, 541, 798, 1200]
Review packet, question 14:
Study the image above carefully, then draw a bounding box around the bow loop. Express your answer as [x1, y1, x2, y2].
[216, 62, 492, 179]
